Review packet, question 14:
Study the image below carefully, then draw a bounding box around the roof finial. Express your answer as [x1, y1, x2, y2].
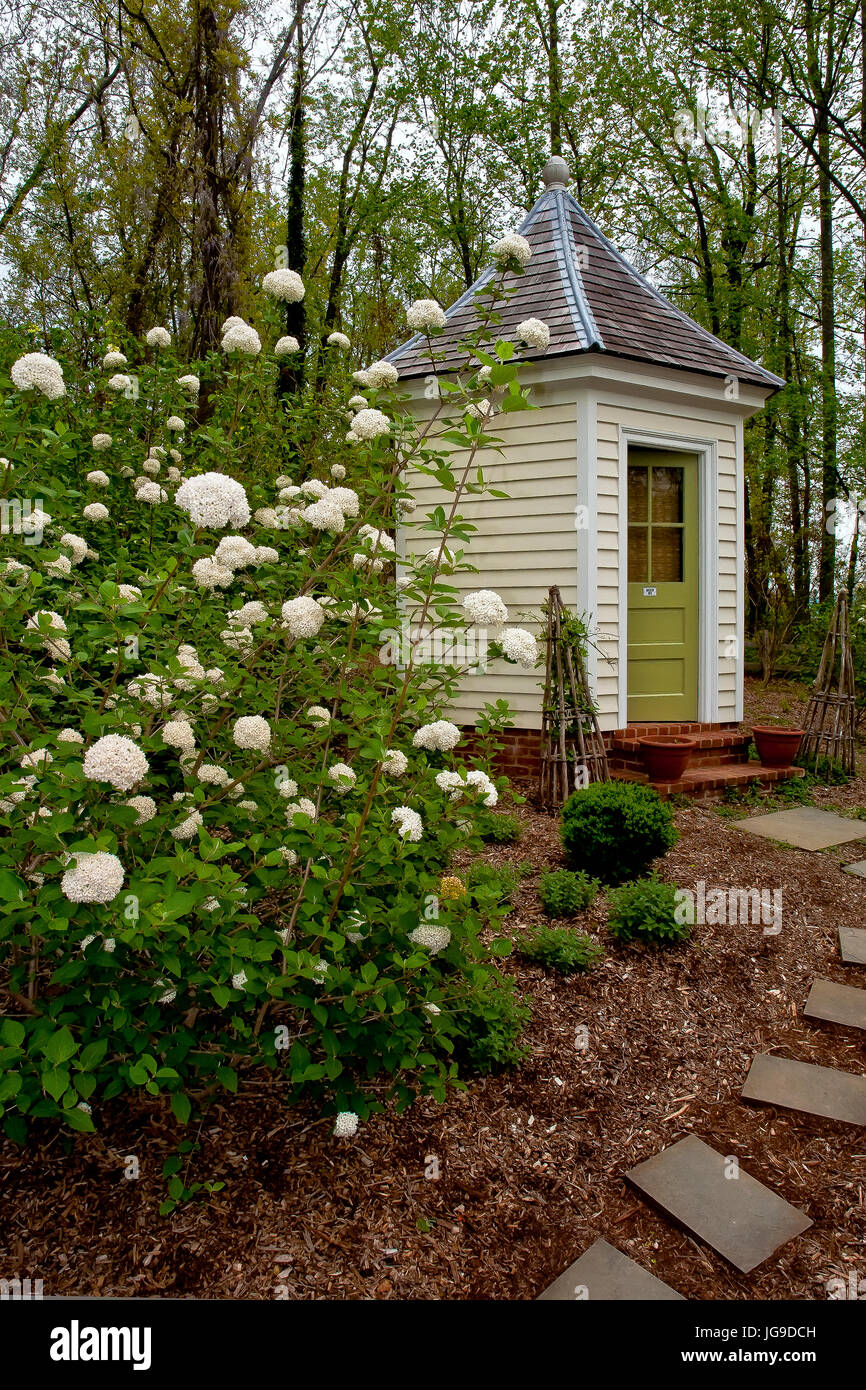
[542, 154, 570, 191]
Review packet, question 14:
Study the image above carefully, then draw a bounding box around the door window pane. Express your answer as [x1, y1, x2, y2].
[651, 527, 683, 582]
[651, 467, 683, 523]
[627, 466, 648, 522]
[628, 526, 648, 581]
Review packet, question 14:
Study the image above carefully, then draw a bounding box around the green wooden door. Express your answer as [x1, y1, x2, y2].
[626, 448, 699, 722]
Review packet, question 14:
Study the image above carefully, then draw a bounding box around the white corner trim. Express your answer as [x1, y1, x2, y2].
[735, 422, 745, 721]
[575, 389, 598, 698]
[617, 426, 719, 726]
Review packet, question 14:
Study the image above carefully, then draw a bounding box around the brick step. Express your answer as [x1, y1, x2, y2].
[610, 748, 750, 774]
[611, 762, 805, 802]
[609, 722, 729, 738]
[608, 730, 752, 755]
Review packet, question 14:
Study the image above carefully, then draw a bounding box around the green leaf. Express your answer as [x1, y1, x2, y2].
[64, 1106, 96, 1133]
[170, 1092, 191, 1124]
[43, 1027, 78, 1065]
[0, 1019, 25, 1048]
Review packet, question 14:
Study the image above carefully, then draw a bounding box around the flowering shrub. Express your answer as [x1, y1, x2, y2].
[0, 263, 546, 1144]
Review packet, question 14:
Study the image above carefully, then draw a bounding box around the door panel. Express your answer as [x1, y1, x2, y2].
[626, 449, 699, 722]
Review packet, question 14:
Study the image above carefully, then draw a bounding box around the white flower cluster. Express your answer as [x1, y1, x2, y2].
[107, 374, 132, 392]
[11, 352, 65, 399]
[91, 433, 113, 451]
[60, 533, 88, 564]
[286, 797, 317, 825]
[380, 748, 408, 777]
[221, 317, 261, 355]
[327, 332, 350, 349]
[409, 924, 451, 953]
[83, 734, 149, 791]
[177, 373, 199, 394]
[406, 299, 447, 331]
[281, 595, 325, 639]
[26, 609, 70, 661]
[83, 502, 109, 522]
[102, 350, 127, 369]
[135, 480, 167, 505]
[126, 795, 157, 823]
[435, 767, 498, 807]
[62, 851, 124, 904]
[462, 589, 508, 626]
[128, 673, 173, 709]
[166, 415, 185, 432]
[499, 627, 538, 667]
[307, 705, 330, 728]
[491, 232, 532, 268]
[333, 1111, 359, 1138]
[517, 317, 550, 351]
[162, 719, 196, 753]
[391, 805, 423, 841]
[346, 408, 390, 444]
[274, 335, 300, 356]
[145, 326, 171, 347]
[233, 715, 271, 752]
[262, 269, 305, 302]
[412, 720, 461, 752]
[327, 762, 356, 792]
[176, 472, 250, 529]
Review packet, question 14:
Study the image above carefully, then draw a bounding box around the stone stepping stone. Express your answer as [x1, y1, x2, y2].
[536, 1237, 685, 1301]
[732, 805, 866, 850]
[839, 926, 866, 964]
[843, 860, 866, 878]
[804, 977, 866, 1031]
[742, 1054, 866, 1126]
[624, 1134, 810, 1274]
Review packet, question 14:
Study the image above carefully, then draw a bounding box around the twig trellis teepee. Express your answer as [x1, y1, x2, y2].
[539, 586, 609, 807]
[799, 590, 856, 775]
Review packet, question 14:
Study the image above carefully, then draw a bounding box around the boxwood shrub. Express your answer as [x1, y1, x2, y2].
[561, 779, 677, 884]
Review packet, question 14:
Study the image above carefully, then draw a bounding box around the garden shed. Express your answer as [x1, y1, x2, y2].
[390, 155, 784, 786]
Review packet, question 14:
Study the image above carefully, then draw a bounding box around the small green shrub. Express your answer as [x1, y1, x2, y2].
[539, 867, 598, 916]
[517, 925, 603, 974]
[460, 974, 531, 1071]
[465, 859, 532, 907]
[561, 780, 677, 884]
[477, 811, 523, 843]
[606, 873, 690, 946]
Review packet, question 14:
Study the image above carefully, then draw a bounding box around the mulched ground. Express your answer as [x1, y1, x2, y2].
[3, 690, 866, 1300]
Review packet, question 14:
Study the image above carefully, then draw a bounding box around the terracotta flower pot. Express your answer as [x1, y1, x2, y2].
[751, 725, 804, 768]
[638, 735, 696, 783]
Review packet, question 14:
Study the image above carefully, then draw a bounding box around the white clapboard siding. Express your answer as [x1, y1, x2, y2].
[401, 399, 578, 730]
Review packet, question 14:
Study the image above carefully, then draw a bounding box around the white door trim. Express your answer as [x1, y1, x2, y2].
[617, 426, 719, 728]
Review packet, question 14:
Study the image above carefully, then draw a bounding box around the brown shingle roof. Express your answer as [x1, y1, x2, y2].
[388, 178, 783, 392]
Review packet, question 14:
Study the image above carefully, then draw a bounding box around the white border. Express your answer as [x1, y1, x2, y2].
[616, 426, 719, 728]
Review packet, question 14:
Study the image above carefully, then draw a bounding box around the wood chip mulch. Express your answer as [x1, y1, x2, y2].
[3, 749, 866, 1300]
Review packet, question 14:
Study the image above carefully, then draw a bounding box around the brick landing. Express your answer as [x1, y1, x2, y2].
[611, 763, 806, 802]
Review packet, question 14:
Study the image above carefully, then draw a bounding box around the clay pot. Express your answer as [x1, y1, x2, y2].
[638, 735, 696, 782]
[751, 725, 804, 768]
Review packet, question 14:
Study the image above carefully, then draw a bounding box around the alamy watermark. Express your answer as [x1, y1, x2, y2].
[0, 497, 47, 544]
[674, 880, 782, 935]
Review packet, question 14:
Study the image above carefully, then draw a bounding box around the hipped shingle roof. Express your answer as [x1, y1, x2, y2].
[388, 180, 783, 392]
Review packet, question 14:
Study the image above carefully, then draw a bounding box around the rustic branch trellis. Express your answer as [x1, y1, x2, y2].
[539, 586, 609, 807]
[799, 590, 856, 775]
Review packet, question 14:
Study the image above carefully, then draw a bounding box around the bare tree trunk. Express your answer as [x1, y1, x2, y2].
[278, 0, 306, 398]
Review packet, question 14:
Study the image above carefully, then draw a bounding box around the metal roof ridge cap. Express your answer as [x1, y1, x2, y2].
[562, 192, 785, 387]
[553, 189, 604, 350]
